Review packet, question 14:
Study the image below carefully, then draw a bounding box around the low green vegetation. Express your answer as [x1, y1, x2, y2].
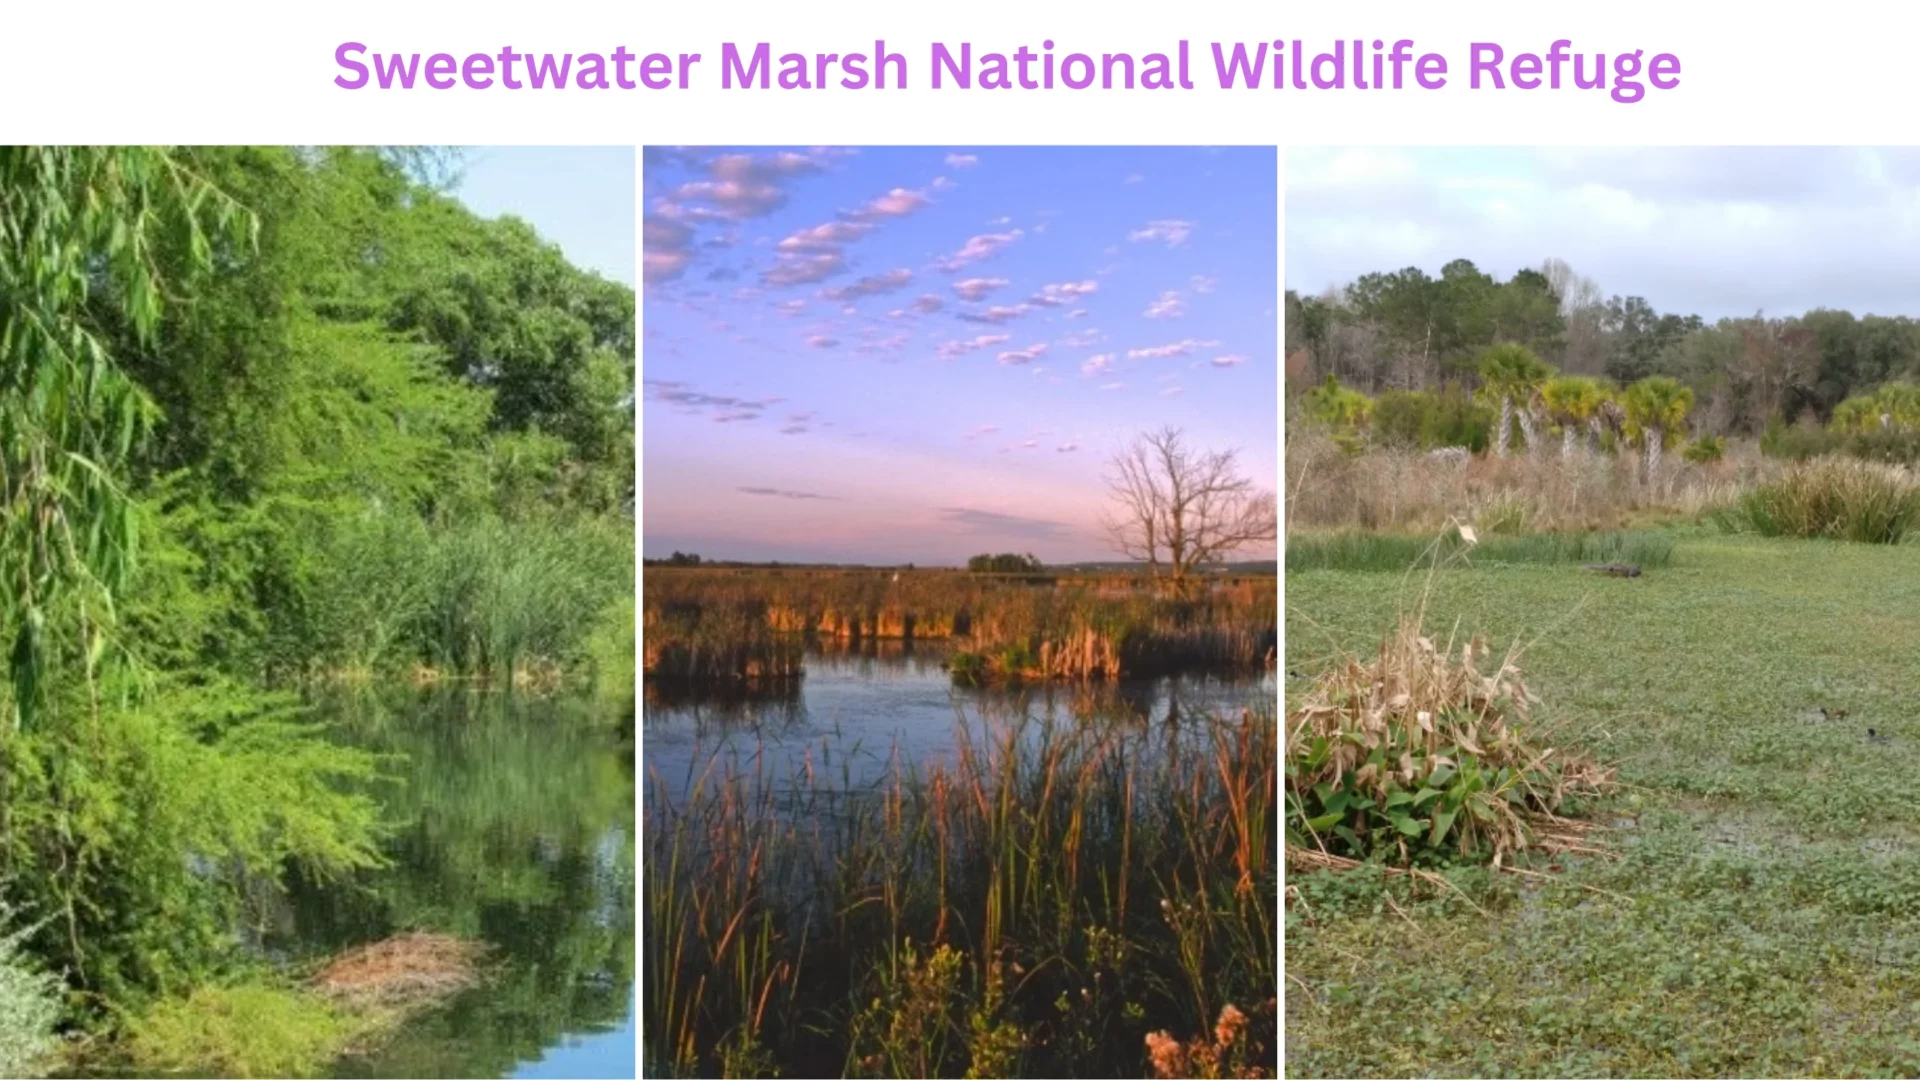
[1284, 529, 1676, 574]
[646, 708, 1277, 1078]
[0, 146, 632, 1075]
[1287, 534, 1920, 1076]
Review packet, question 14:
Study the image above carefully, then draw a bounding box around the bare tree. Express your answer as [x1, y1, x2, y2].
[1103, 427, 1277, 585]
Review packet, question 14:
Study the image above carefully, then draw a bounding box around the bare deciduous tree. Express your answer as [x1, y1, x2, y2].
[1103, 427, 1277, 585]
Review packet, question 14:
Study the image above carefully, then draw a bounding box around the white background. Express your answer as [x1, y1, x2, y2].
[10, 0, 1908, 1061]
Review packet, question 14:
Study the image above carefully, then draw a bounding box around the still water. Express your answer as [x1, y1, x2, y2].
[642, 643, 1275, 799]
[288, 690, 636, 1080]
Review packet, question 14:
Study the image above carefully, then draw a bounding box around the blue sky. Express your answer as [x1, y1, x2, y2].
[640, 146, 1278, 565]
[455, 146, 635, 286]
[1289, 147, 1920, 320]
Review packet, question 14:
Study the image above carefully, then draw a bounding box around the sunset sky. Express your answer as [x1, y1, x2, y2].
[641, 145, 1277, 565]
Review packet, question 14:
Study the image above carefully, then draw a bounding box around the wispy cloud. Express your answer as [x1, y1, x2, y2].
[1160, 386, 1184, 397]
[740, 486, 841, 500]
[1128, 219, 1194, 246]
[851, 187, 932, 221]
[965, 423, 1000, 440]
[945, 153, 980, 169]
[1099, 381, 1127, 391]
[912, 294, 944, 314]
[1030, 280, 1098, 307]
[1081, 353, 1115, 376]
[940, 506, 1067, 539]
[997, 343, 1048, 366]
[936, 333, 1012, 359]
[1056, 440, 1080, 453]
[953, 277, 1010, 301]
[1210, 353, 1248, 367]
[1144, 289, 1186, 318]
[935, 230, 1023, 272]
[804, 334, 839, 348]
[821, 267, 914, 301]
[1128, 338, 1221, 360]
[959, 303, 1032, 325]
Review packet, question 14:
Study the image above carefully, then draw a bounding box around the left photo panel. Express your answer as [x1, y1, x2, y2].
[0, 147, 636, 1078]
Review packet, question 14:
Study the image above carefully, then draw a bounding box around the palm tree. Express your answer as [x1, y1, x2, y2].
[1540, 375, 1607, 462]
[1622, 376, 1695, 483]
[1475, 344, 1555, 457]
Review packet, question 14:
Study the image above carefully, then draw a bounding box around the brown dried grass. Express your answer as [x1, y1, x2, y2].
[1285, 547, 1616, 869]
[309, 932, 487, 1010]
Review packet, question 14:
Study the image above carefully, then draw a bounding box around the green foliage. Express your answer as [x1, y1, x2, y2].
[1723, 457, 1920, 544]
[1368, 385, 1493, 452]
[1683, 435, 1727, 464]
[1285, 535, 1920, 1076]
[123, 981, 359, 1079]
[0, 143, 634, 1055]
[1623, 376, 1695, 445]
[0, 895, 59, 1078]
[1284, 529, 1676, 573]
[1302, 374, 1372, 431]
[968, 552, 1044, 573]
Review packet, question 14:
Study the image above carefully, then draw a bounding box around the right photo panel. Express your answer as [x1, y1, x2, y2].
[1286, 147, 1920, 1076]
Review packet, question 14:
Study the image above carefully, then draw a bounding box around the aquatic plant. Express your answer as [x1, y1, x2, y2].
[643, 706, 1277, 1078]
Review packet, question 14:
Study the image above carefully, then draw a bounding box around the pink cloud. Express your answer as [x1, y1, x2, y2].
[821, 267, 914, 301]
[1128, 219, 1194, 246]
[1099, 381, 1126, 391]
[935, 229, 1023, 272]
[959, 303, 1032, 325]
[912, 294, 944, 314]
[1030, 280, 1098, 307]
[936, 333, 1012, 359]
[1160, 386, 1184, 397]
[852, 187, 932, 221]
[997, 343, 1048, 366]
[945, 153, 980, 168]
[1081, 353, 1115, 376]
[1128, 338, 1221, 360]
[763, 250, 847, 286]
[778, 220, 876, 251]
[806, 334, 840, 348]
[1210, 354, 1248, 368]
[952, 277, 1010, 301]
[1144, 290, 1186, 319]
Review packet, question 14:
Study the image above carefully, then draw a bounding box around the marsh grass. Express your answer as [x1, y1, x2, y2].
[644, 570, 1277, 687]
[1285, 529, 1676, 574]
[643, 707, 1278, 1078]
[1721, 456, 1920, 544]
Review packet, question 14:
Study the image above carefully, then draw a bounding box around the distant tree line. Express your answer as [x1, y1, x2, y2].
[1287, 256, 1920, 438]
[967, 552, 1043, 573]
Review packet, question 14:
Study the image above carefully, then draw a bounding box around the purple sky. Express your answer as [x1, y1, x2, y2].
[642, 145, 1277, 566]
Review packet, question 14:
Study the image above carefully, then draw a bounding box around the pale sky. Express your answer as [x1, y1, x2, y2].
[455, 146, 635, 286]
[642, 146, 1278, 565]
[1288, 147, 1920, 320]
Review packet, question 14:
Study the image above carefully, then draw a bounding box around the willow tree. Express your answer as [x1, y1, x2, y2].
[1476, 344, 1555, 457]
[1103, 426, 1277, 587]
[0, 148, 251, 729]
[1623, 376, 1695, 483]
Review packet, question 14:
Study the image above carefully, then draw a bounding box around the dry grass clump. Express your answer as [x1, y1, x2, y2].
[1285, 601, 1615, 869]
[1286, 425, 1767, 534]
[1727, 456, 1920, 543]
[308, 932, 487, 1009]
